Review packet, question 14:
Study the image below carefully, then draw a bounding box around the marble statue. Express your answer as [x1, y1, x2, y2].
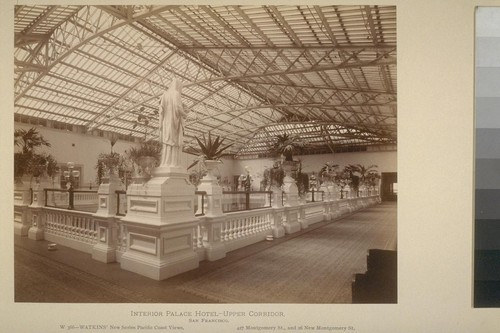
[159, 78, 188, 167]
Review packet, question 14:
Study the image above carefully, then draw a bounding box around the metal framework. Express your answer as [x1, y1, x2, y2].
[14, 5, 397, 158]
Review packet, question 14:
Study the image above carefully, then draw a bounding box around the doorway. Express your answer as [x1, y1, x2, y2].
[381, 172, 397, 201]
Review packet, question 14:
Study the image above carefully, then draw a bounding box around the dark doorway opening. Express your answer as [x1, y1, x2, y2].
[381, 172, 397, 202]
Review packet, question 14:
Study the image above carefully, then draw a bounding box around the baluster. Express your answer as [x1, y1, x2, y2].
[78, 217, 83, 241]
[241, 218, 247, 238]
[235, 219, 241, 239]
[246, 217, 251, 235]
[192, 226, 198, 250]
[220, 221, 226, 242]
[247, 217, 252, 235]
[232, 220, 238, 240]
[237, 218, 243, 239]
[232, 219, 238, 239]
[259, 215, 265, 232]
[227, 220, 233, 241]
[248, 216, 254, 235]
[260, 214, 266, 232]
[197, 225, 202, 248]
[238, 218, 244, 237]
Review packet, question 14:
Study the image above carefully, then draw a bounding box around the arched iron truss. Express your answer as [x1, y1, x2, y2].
[14, 5, 396, 158]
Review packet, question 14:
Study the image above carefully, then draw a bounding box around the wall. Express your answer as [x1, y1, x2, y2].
[14, 123, 236, 187]
[15, 123, 185, 186]
[14, 123, 396, 191]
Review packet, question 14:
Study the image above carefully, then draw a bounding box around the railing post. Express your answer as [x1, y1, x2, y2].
[298, 202, 308, 229]
[271, 206, 285, 238]
[202, 215, 227, 261]
[14, 177, 33, 237]
[245, 191, 250, 210]
[28, 176, 52, 240]
[68, 187, 74, 210]
[92, 173, 124, 263]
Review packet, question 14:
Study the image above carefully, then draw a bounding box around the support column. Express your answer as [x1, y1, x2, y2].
[119, 166, 199, 280]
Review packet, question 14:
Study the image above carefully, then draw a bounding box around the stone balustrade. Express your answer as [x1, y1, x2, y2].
[14, 181, 380, 280]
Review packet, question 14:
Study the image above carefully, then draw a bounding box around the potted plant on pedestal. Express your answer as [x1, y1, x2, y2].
[125, 140, 161, 182]
[365, 170, 381, 195]
[349, 164, 378, 197]
[319, 162, 338, 200]
[293, 160, 309, 203]
[14, 127, 58, 188]
[334, 166, 354, 199]
[272, 133, 306, 162]
[187, 132, 233, 178]
[96, 151, 125, 184]
[187, 133, 233, 216]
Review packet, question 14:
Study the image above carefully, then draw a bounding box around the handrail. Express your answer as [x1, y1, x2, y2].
[305, 189, 325, 202]
[222, 190, 272, 212]
[44, 188, 98, 212]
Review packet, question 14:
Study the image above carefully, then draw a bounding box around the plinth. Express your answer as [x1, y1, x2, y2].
[119, 166, 199, 280]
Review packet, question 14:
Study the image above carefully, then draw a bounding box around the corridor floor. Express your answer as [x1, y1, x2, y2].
[14, 202, 397, 303]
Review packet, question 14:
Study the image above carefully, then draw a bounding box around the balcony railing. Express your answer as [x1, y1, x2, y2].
[305, 189, 325, 202]
[44, 188, 98, 212]
[222, 191, 272, 213]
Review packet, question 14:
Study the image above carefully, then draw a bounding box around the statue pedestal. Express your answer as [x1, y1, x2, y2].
[119, 168, 199, 280]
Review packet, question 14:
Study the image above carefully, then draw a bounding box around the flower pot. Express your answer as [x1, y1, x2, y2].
[138, 156, 157, 177]
[201, 160, 222, 183]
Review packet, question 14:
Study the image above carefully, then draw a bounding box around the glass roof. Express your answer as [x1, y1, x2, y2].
[14, 5, 397, 158]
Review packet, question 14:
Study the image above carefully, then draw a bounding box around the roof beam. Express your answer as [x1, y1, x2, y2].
[15, 6, 174, 103]
[181, 44, 396, 51]
[189, 54, 395, 86]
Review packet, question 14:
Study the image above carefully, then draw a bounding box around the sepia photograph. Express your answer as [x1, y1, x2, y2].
[1, 0, 499, 332]
[12, 4, 397, 305]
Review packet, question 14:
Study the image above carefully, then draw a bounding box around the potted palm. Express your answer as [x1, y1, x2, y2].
[272, 133, 306, 162]
[349, 164, 378, 196]
[14, 128, 52, 181]
[14, 127, 58, 188]
[334, 166, 355, 199]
